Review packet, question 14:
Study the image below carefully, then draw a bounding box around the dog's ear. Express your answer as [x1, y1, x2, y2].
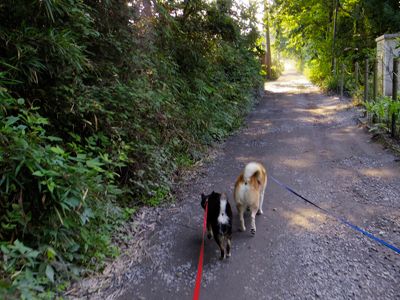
[201, 193, 207, 209]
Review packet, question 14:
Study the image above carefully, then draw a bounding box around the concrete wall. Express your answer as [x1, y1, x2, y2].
[376, 33, 400, 96]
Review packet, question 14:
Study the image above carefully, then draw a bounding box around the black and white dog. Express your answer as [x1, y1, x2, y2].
[201, 191, 232, 259]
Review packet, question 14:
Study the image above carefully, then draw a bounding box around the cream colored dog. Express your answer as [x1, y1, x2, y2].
[234, 162, 267, 235]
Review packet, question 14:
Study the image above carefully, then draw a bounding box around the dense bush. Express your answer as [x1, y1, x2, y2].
[0, 0, 262, 298]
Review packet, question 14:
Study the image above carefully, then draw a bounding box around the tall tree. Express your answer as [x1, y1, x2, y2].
[265, 0, 272, 79]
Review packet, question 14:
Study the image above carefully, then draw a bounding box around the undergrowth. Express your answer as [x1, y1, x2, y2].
[0, 0, 263, 298]
[364, 96, 400, 134]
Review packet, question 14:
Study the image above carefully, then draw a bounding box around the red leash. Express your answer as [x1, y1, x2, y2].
[193, 201, 208, 300]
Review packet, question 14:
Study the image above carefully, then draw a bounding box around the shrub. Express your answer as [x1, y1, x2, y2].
[0, 83, 122, 298]
[364, 96, 400, 132]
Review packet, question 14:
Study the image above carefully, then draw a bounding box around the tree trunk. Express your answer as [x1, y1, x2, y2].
[265, 2, 272, 80]
[143, 0, 152, 17]
[331, 0, 339, 72]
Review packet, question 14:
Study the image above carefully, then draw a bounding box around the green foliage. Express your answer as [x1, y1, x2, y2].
[0, 0, 262, 297]
[364, 96, 400, 132]
[261, 59, 284, 81]
[0, 87, 122, 298]
[271, 0, 400, 91]
[142, 187, 170, 207]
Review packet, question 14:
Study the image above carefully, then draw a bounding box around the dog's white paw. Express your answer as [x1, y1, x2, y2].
[250, 228, 256, 235]
[226, 252, 231, 258]
[257, 209, 263, 215]
[239, 226, 246, 232]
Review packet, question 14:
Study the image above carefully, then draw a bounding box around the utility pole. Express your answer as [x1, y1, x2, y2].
[265, 1, 272, 80]
[331, 0, 339, 72]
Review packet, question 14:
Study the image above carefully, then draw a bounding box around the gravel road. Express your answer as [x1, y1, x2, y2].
[74, 65, 400, 300]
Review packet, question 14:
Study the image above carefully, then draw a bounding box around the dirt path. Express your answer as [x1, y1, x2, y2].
[81, 65, 400, 299]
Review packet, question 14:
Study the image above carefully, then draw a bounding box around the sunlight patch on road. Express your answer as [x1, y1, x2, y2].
[293, 115, 322, 124]
[235, 155, 260, 163]
[264, 79, 314, 94]
[280, 157, 313, 169]
[328, 126, 359, 141]
[292, 103, 353, 126]
[359, 167, 398, 179]
[250, 119, 272, 125]
[263, 62, 320, 94]
[282, 208, 327, 231]
[308, 103, 352, 117]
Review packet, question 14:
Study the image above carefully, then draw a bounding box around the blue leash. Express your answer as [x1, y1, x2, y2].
[270, 175, 400, 255]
